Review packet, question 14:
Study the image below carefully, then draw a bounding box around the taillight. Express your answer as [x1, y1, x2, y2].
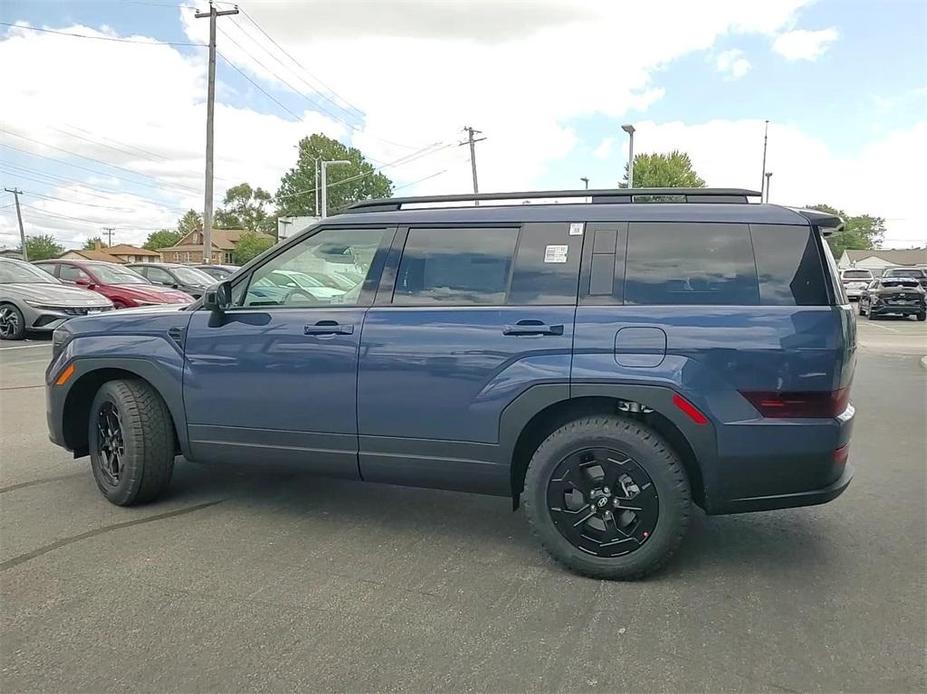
[740, 388, 851, 418]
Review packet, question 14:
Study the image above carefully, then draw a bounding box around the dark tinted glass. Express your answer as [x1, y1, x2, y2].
[625, 223, 759, 305]
[751, 225, 829, 305]
[393, 227, 517, 305]
[508, 223, 581, 304]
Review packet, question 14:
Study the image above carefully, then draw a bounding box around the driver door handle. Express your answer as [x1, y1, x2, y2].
[304, 321, 354, 335]
[503, 320, 564, 336]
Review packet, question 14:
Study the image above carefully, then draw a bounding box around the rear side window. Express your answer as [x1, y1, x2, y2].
[508, 223, 582, 304]
[625, 222, 759, 305]
[393, 227, 518, 305]
[751, 225, 829, 305]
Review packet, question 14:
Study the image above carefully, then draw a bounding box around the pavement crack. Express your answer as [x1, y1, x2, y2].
[0, 499, 227, 572]
[0, 472, 86, 494]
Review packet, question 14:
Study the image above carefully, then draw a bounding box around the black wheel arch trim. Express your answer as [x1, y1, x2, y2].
[50, 357, 189, 457]
[498, 381, 720, 510]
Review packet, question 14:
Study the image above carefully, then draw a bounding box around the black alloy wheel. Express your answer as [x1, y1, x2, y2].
[95, 402, 125, 488]
[547, 448, 658, 558]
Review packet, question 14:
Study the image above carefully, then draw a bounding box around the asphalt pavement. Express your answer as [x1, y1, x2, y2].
[1, 318, 925, 693]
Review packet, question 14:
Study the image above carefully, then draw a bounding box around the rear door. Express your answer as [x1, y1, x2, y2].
[357, 222, 582, 493]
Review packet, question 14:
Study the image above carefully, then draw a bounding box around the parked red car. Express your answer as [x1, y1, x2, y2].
[34, 260, 193, 308]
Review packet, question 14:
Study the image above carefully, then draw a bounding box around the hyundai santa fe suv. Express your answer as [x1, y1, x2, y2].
[45, 188, 855, 579]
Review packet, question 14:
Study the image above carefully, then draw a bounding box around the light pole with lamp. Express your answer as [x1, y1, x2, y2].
[621, 124, 635, 188]
[580, 177, 589, 190]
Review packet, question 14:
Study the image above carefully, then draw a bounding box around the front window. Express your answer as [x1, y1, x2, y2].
[241, 227, 388, 307]
[0, 259, 60, 284]
[90, 264, 150, 284]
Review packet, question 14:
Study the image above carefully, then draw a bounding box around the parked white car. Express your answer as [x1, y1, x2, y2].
[840, 268, 874, 300]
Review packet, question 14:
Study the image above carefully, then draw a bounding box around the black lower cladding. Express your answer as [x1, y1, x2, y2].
[546, 447, 658, 557]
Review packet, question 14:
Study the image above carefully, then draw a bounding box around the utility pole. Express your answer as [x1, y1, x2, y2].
[4, 188, 27, 261]
[764, 172, 773, 203]
[102, 227, 116, 246]
[462, 126, 486, 204]
[760, 119, 769, 199]
[314, 158, 321, 217]
[320, 160, 350, 218]
[580, 177, 589, 190]
[621, 124, 636, 188]
[195, 0, 239, 263]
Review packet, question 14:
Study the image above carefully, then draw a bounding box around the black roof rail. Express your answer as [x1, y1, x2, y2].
[346, 188, 762, 213]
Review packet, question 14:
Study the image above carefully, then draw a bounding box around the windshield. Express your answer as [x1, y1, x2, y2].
[842, 270, 871, 279]
[172, 267, 215, 285]
[0, 260, 61, 284]
[91, 264, 150, 284]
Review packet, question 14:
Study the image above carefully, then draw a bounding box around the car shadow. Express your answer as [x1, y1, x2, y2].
[164, 460, 837, 580]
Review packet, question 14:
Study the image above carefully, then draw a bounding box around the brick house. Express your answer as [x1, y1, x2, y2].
[158, 229, 271, 265]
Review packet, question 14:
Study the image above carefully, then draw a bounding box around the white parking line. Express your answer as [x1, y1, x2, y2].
[862, 322, 901, 333]
[0, 343, 52, 351]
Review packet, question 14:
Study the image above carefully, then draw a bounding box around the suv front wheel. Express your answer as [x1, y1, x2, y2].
[88, 379, 175, 506]
[523, 415, 691, 580]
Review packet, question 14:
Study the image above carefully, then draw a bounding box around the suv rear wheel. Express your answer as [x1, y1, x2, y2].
[523, 415, 691, 580]
[88, 379, 175, 505]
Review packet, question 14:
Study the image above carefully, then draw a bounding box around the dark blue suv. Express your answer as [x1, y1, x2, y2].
[46, 188, 855, 579]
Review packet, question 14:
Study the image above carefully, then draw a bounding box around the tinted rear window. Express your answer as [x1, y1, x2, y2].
[884, 268, 925, 278]
[508, 223, 581, 304]
[751, 225, 829, 305]
[842, 270, 871, 279]
[393, 227, 518, 305]
[624, 222, 759, 305]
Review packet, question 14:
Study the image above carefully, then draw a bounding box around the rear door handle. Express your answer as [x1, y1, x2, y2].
[503, 321, 564, 336]
[304, 321, 354, 336]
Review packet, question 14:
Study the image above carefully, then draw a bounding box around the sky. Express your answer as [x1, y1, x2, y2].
[1, 0, 925, 251]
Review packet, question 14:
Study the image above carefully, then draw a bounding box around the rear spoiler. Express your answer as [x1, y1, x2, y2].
[791, 208, 845, 236]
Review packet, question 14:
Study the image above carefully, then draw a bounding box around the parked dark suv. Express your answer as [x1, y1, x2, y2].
[45, 188, 855, 579]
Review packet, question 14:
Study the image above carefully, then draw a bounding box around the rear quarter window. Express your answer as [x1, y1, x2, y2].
[624, 222, 759, 305]
[751, 225, 829, 305]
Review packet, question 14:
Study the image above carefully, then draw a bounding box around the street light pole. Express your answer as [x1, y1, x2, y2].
[580, 177, 589, 190]
[621, 124, 636, 188]
[764, 172, 773, 203]
[320, 160, 351, 218]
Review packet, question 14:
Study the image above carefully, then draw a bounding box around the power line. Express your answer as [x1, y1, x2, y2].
[18, 190, 139, 212]
[0, 22, 206, 47]
[216, 51, 303, 121]
[20, 204, 170, 230]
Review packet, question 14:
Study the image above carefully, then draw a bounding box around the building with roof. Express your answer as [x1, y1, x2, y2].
[59, 241, 159, 264]
[838, 248, 927, 270]
[158, 228, 272, 265]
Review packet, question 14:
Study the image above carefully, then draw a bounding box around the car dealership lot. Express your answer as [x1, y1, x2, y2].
[1, 323, 925, 693]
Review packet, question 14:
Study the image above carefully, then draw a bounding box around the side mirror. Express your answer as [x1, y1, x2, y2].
[203, 280, 232, 312]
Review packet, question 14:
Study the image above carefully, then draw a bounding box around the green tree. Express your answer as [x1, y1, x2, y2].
[215, 183, 274, 233]
[807, 204, 886, 257]
[19, 234, 64, 261]
[143, 229, 183, 251]
[621, 151, 706, 188]
[83, 236, 105, 250]
[276, 133, 392, 218]
[232, 230, 275, 265]
[177, 209, 202, 235]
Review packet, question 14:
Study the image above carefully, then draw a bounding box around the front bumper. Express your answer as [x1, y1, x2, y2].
[26, 305, 112, 331]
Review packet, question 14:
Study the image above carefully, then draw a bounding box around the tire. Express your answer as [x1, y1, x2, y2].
[522, 415, 691, 580]
[917, 312, 926, 322]
[0, 303, 25, 340]
[858, 302, 866, 317]
[88, 379, 175, 506]
[867, 309, 878, 320]
[112, 300, 128, 310]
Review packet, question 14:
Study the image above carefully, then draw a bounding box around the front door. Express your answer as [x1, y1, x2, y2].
[183, 225, 393, 477]
[357, 223, 582, 493]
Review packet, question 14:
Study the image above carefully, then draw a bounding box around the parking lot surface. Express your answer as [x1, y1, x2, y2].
[1, 318, 925, 693]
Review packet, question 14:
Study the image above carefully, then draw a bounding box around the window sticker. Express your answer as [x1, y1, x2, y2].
[544, 245, 569, 263]
[569, 222, 584, 236]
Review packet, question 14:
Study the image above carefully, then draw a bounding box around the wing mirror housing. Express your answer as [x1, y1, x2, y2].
[203, 280, 232, 312]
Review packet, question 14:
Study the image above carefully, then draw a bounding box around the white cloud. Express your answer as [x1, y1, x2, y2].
[593, 137, 615, 160]
[626, 119, 927, 247]
[715, 49, 752, 79]
[0, 0, 832, 251]
[773, 28, 839, 61]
